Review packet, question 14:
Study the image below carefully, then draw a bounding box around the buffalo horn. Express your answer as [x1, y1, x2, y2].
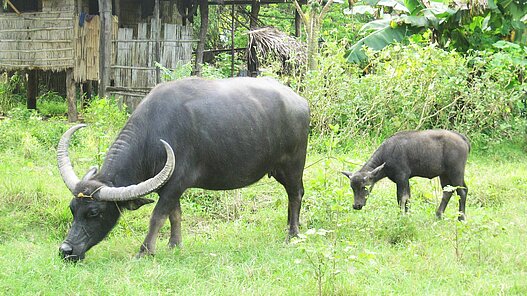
[97, 139, 175, 201]
[57, 124, 86, 193]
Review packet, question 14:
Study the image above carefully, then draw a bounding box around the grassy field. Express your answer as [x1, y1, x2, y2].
[0, 118, 526, 295]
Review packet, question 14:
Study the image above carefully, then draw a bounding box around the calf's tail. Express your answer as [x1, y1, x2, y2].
[454, 131, 471, 152]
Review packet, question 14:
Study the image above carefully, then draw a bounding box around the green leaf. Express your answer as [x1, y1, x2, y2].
[346, 24, 422, 63]
[402, 15, 430, 27]
[487, 0, 498, 10]
[404, 0, 425, 15]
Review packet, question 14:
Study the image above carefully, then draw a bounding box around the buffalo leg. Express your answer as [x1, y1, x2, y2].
[286, 183, 304, 238]
[138, 193, 181, 257]
[168, 198, 183, 248]
[456, 181, 468, 221]
[273, 169, 304, 239]
[396, 180, 410, 213]
[436, 176, 453, 219]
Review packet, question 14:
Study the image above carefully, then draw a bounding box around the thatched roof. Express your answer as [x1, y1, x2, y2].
[247, 27, 306, 74]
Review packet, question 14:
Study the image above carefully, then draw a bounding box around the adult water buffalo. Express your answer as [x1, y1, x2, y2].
[341, 130, 470, 220]
[58, 77, 310, 261]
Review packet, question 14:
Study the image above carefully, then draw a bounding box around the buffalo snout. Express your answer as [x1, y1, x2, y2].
[59, 242, 82, 262]
[353, 204, 363, 210]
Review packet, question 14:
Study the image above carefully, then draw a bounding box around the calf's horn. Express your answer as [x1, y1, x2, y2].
[57, 124, 86, 193]
[97, 139, 175, 201]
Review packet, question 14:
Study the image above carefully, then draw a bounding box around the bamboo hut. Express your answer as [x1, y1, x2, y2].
[1, 0, 305, 120]
[0, 0, 195, 119]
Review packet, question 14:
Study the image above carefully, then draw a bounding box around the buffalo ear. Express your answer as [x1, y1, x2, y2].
[81, 166, 98, 181]
[341, 171, 353, 179]
[370, 163, 386, 178]
[118, 198, 155, 211]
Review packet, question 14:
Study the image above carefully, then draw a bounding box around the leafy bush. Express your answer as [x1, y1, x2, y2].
[83, 96, 129, 129]
[82, 96, 130, 165]
[0, 108, 67, 161]
[37, 91, 67, 117]
[0, 72, 26, 115]
[294, 42, 527, 149]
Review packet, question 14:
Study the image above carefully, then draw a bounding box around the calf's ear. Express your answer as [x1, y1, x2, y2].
[370, 163, 386, 178]
[341, 171, 353, 179]
[118, 198, 155, 211]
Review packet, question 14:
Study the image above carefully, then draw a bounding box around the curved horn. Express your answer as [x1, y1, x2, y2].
[97, 139, 175, 201]
[57, 124, 86, 193]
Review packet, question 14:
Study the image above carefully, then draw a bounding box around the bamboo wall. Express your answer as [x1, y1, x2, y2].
[73, 16, 119, 82]
[110, 21, 194, 109]
[0, 12, 75, 71]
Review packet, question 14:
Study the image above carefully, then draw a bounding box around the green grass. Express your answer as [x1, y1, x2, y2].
[1, 119, 526, 295]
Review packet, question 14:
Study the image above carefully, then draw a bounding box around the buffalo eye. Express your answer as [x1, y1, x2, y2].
[87, 208, 99, 218]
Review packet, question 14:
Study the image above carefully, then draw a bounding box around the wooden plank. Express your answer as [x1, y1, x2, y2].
[98, 0, 112, 97]
[66, 68, 78, 122]
[27, 70, 37, 109]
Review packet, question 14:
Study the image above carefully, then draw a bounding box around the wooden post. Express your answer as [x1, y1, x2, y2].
[193, 0, 208, 76]
[27, 70, 38, 110]
[230, 3, 235, 77]
[98, 0, 113, 97]
[154, 0, 161, 84]
[66, 69, 78, 122]
[295, 9, 301, 37]
[82, 81, 93, 108]
[248, 0, 260, 77]
[114, 0, 120, 20]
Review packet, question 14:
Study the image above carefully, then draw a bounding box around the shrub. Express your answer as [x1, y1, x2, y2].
[0, 72, 26, 114]
[37, 91, 67, 117]
[292, 42, 527, 149]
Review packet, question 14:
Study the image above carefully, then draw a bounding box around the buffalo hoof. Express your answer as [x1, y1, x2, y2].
[136, 245, 155, 259]
[135, 251, 155, 259]
[168, 241, 182, 249]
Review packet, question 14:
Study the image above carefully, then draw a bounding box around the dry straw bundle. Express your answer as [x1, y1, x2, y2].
[248, 27, 306, 75]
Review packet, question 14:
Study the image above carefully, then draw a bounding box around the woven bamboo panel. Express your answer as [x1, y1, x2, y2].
[110, 22, 194, 110]
[0, 12, 75, 71]
[73, 15, 119, 82]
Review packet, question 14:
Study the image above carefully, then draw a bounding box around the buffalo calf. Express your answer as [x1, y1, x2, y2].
[342, 129, 470, 220]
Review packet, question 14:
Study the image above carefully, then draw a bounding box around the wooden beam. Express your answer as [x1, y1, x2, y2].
[230, 3, 235, 77]
[295, 9, 301, 37]
[248, 0, 260, 76]
[193, 0, 209, 76]
[27, 70, 37, 110]
[6, 0, 21, 15]
[154, 0, 161, 84]
[98, 0, 113, 98]
[66, 69, 78, 122]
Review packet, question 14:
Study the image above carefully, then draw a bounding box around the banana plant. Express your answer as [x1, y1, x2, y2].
[346, 0, 527, 63]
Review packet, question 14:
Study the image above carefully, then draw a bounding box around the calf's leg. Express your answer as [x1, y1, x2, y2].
[437, 176, 467, 220]
[437, 176, 454, 219]
[396, 180, 411, 213]
[456, 181, 468, 221]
